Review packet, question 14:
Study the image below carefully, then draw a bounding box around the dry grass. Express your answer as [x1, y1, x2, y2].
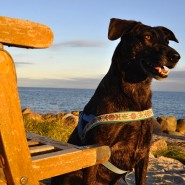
[24, 118, 75, 142]
[153, 144, 185, 165]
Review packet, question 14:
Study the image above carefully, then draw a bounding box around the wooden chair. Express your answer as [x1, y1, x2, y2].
[0, 16, 110, 185]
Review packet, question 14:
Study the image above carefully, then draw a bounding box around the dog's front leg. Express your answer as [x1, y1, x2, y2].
[134, 153, 149, 185]
[83, 165, 98, 185]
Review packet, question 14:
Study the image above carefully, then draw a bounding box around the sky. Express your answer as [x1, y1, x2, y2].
[1, 0, 185, 91]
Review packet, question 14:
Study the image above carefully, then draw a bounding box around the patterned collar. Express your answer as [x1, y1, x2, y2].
[78, 109, 154, 141]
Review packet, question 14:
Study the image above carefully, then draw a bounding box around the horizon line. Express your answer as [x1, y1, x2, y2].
[18, 86, 185, 93]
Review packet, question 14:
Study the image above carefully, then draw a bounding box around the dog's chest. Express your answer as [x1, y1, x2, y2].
[122, 83, 152, 109]
[103, 121, 153, 166]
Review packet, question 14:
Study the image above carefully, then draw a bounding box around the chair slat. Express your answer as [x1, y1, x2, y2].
[27, 132, 76, 150]
[29, 145, 55, 154]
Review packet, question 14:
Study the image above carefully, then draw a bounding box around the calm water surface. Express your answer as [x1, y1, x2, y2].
[19, 87, 185, 119]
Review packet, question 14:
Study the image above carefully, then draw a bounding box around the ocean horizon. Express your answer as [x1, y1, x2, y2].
[18, 87, 185, 119]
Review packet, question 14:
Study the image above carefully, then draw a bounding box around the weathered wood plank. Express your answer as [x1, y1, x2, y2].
[27, 132, 76, 150]
[0, 169, 6, 185]
[28, 140, 40, 146]
[32, 146, 111, 180]
[0, 49, 39, 184]
[0, 16, 53, 48]
[0, 181, 6, 185]
[29, 145, 55, 154]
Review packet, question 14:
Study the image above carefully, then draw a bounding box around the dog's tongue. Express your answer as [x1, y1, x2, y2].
[155, 67, 169, 75]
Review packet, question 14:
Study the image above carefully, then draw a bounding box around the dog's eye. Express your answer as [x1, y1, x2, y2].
[145, 35, 151, 40]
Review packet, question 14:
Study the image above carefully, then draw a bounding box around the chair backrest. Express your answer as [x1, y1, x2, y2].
[0, 16, 110, 185]
[0, 44, 41, 185]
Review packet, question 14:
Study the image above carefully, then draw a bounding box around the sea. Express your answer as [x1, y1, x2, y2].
[18, 87, 185, 119]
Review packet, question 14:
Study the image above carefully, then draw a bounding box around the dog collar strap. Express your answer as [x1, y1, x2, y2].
[80, 108, 154, 140]
[102, 161, 129, 174]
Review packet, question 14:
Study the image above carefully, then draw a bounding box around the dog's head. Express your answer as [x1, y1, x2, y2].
[108, 18, 180, 80]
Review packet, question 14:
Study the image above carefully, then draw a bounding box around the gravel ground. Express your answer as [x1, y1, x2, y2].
[120, 154, 185, 185]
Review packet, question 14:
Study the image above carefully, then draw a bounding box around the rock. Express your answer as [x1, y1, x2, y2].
[177, 119, 185, 133]
[22, 108, 43, 121]
[62, 113, 79, 127]
[157, 116, 177, 132]
[71, 110, 80, 116]
[152, 133, 185, 149]
[57, 112, 65, 120]
[152, 118, 162, 135]
[168, 131, 185, 136]
[23, 113, 42, 121]
[42, 113, 56, 121]
[150, 139, 168, 155]
[22, 107, 32, 114]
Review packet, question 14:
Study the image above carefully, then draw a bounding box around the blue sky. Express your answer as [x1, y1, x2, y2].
[1, 0, 185, 91]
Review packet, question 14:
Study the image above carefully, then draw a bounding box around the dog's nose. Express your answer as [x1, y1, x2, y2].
[169, 53, 181, 63]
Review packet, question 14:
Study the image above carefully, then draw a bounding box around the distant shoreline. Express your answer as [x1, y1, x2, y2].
[18, 88, 185, 119]
[18, 86, 185, 93]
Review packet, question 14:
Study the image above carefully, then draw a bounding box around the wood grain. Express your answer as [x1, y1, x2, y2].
[0, 16, 53, 48]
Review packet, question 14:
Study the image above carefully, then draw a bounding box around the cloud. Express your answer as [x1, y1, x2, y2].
[52, 40, 106, 49]
[167, 70, 185, 79]
[18, 76, 102, 89]
[152, 71, 185, 92]
[15, 62, 34, 66]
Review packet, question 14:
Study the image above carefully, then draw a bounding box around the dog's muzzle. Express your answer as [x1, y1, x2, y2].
[140, 51, 180, 80]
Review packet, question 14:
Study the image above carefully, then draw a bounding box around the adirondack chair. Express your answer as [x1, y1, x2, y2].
[0, 16, 110, 185]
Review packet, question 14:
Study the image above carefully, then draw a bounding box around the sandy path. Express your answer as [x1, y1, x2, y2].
[120, 154, 185, 185]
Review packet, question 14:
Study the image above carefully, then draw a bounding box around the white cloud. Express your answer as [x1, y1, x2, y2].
[52, 40, 106, 48]
[18, 77, 102, 89]
[15, 62, 34, 66]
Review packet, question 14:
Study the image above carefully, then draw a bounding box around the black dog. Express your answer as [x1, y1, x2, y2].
[51, 18, 180, 185]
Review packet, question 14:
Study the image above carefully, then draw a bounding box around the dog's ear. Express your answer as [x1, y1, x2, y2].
[108, 18, 139, 40]
[158, 26, 179, 43]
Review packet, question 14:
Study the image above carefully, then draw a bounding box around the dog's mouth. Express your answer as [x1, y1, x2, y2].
[154, 66, 170, 76]
[140, 61, 174, 80]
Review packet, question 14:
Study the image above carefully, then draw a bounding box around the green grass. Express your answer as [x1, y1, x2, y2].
[24, 118, 75, 142]
[153, 144, 185, 165]
[163, 145, 185, 164]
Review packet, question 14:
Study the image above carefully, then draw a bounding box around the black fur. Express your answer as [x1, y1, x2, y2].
[51, 18, 180, 185]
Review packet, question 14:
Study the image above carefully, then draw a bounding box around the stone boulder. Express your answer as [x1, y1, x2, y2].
[57, 112, 65, 120]
[176, 119, 185, 133]
[150, 139, 168, 155]
[167, 131, 185, 136]
[42, 113, 56, 121]
[157, 116, 177, 133]
[22, 107, 32, 114]
[22, 108, 43, 121]
[62, 113, 79, 127]
[23, 113, 42, 121]
[151, 118, 162, 135]
[71, 111, 80, 116]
